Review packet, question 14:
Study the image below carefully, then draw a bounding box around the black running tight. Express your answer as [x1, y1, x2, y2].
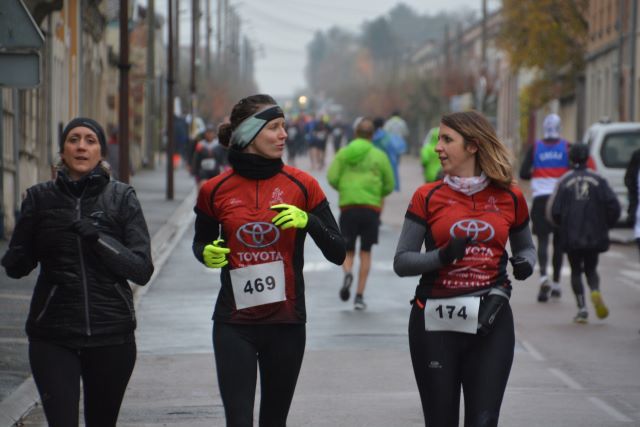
[567, 250, 600, 298]
[536, 231, 563, 281]
[29, 340, 136, 427]
[408, 303, 514, 427]
[213, 322, 306, 427]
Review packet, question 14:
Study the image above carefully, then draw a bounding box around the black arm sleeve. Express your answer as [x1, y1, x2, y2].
[306, 200, 346, 265]
[192, 206, 220, 264]
[519, 145, 534, 180]
[393, 215, 443, 277]
[508, 225, 536, 270]
[1, 191, 38, 278]
[93, 188, 154, 286]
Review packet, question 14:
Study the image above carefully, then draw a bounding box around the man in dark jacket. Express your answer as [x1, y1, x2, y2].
[624, 148, 640, 259]
[547, 144, 620, 324]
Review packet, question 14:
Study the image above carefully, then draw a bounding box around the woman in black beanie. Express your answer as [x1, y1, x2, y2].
[2, 117, 154, 426]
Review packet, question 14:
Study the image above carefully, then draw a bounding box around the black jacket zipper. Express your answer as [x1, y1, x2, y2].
[76, 197, 92, 336]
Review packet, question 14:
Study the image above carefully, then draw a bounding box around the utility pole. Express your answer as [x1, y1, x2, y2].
[478, 0, 487, 113]
[175, 0, 180, 83]
[217, 0, 222, 63]
[118, 0, 131, 183]
[206, 0, 211, 76]
[145, 0, 155, 167]
[629, 0, 637, 120]
[190, 0, 199, 123]
[224, 0, 229, 71]
[167, 0, 175, 200]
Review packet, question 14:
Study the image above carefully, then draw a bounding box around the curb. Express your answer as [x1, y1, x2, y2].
[0, 187, 198, 427]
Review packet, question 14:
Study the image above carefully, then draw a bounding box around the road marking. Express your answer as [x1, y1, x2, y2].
[0, 293, 31, 301]
[520, 340, 545, 361]
[548, 368, 583, 390]
[0, 337, 28, 344]
[619, 270, 640, 292]
[303, 261, 332, 272]
[620, 268, 640, 281]
[603, 250, 626, 259]
[588, 396, 634, 423]
[621, 277, 640, 292]
[303, 261, 394, 272]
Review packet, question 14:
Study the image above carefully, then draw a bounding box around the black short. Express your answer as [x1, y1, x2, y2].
[531, 195, 554, 235]
[339, 207, 380, 252]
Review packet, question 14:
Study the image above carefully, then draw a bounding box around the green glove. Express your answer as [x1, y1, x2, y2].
[203, 239, 230, 268]
[270, 203, 308, 230]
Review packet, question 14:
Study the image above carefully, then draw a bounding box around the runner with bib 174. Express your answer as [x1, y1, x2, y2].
[394, 110, 536, 427]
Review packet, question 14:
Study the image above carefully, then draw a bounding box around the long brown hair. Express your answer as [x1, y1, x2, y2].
[441, 110, 514, 188]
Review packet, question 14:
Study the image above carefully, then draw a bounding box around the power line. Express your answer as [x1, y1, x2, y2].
[266, 0, 383, 14]
[233, 2, 320, 34]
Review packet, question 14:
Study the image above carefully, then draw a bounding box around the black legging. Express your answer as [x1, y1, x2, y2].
[213, 322, 306, 427]
[408, 302, 514, 427]
[29, 340, 136, 427]
[567, 250, 600, 301]
[536, 231, 563, 282]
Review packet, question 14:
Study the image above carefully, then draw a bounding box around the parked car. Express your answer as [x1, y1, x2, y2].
[582, 121, 640, 225]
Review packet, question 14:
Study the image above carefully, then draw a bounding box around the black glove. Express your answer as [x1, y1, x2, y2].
[2, 246, 37, 278]
[71, 219, 100, 243]
[438, 236, 470, 265]
[477, 292, 509, 336]
[509, 256, 533, 280]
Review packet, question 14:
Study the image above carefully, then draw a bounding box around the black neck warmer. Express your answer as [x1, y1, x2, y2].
[228, 148, 283, 179]
[58, 163, 110, 197]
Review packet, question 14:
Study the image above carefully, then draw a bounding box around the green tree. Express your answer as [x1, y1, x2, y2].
[498, 0, 589, 106]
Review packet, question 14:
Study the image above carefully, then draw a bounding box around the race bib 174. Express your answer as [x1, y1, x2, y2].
[424, 296, 480, 334]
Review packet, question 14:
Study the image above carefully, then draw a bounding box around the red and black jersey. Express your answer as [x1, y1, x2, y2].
[406, 182, 529, 298]
[196, 165, 329, 324]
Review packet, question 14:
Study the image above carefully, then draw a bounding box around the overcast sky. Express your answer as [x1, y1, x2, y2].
[144, 0, 495, 97]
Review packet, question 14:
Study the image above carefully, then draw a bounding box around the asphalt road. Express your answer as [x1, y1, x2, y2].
[5, 155, 640, 426]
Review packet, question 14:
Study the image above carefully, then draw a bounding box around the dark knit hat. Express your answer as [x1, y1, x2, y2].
[60, 117, 107, 156]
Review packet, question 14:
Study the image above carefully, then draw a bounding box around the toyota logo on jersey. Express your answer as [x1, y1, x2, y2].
[449, 219, 495, 242]
[236, 222, 281, 248]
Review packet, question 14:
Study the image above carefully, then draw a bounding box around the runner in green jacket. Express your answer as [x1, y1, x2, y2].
[327, 118, 394, 310]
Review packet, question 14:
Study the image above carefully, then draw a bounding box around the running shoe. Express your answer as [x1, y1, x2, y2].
[537, 277, 551, 302]
[354, 294, 367, 310]
[573, 309, 588, 324]
[590, 290, 609, 319]
[550, 282, 562, 298]
[340, 272, 353, 301]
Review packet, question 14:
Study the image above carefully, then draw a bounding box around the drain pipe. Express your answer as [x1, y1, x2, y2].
[0, 90, 4, 239]
[13, 89, 21, 222]
[630, 0, 638, 120]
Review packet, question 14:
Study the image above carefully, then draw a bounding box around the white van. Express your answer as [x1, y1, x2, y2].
[582, 121, 640, 224]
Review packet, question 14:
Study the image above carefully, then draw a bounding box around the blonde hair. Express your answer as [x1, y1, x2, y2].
[441, 110, 513, 188]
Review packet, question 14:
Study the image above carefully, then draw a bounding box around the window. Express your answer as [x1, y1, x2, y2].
[600, 132, 640, 168]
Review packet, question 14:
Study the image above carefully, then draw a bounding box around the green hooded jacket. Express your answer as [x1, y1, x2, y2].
[420, 127, 441, 182]
[327, 138, 395, 208]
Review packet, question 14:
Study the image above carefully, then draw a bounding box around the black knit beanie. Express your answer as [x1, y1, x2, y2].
[60, 117, 107, 156]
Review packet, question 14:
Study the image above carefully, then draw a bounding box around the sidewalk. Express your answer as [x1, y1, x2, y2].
[5, 153, 636, 426]
[0, 157, 197, 427]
